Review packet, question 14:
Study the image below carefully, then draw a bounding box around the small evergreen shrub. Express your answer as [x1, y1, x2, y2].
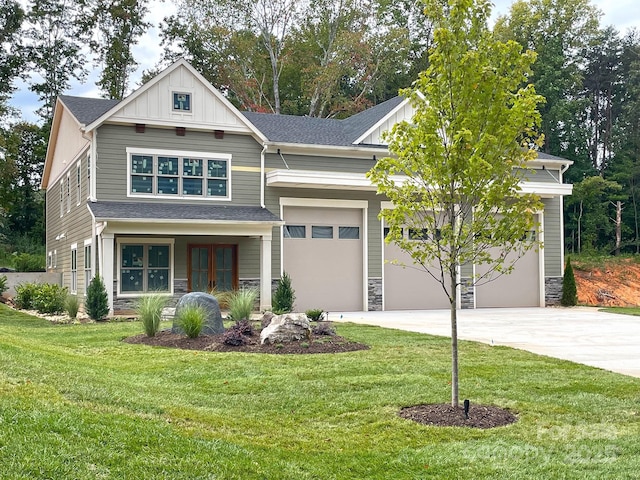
[305, 309, 325, 321]
[86, 275, 109, 321]
[66, 294, 80, 319]
[272, 272, 295, 314]
[137, 294, 167, 337]
[13, 253, 46, 272]
[15, 282, 39, 309]
[312, 321, 336, 336]
[177, 304, 206, 338]
[228, 287, 258, 321]
[0, 275, 7, 296]
[561, 257, 578, 307]
[32, 283, 68, 314]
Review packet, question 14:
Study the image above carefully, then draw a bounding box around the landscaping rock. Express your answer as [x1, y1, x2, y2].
[172, 292, 224, 335]
[260, 313, 311, 344]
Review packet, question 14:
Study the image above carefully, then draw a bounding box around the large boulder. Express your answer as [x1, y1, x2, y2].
[172, 292, 224, 335]
[260, 313, 311, 345]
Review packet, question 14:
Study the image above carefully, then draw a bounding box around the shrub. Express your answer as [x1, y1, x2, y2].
[234, 319, 254, 336]
[228, 287, 258, 321]
[137, 294, 167, 337]
[66, 294, 80, 319]
[12, 253, 45, 272]
[86, 275, 109, 321]
[222, 327, 247, 346]
[272, 272, 295, 314]
[33, 283, 68, 314]
[177, 304, 206, 338]
[561, 257, 578, 307]
[0, 275, 7, 296]
[305, 308, 325, 321]
[15, 282, 39, 309]
[312, 321, 336, 336]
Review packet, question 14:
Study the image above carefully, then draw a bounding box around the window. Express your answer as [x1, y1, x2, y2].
[87, 153, 91, 198]
[53, 250, 57, 268]
[59, 181, 64, 217]
[383, 227, 404, 239]
[66, 174, 71, 212]
[339, 226, 360, 239]
[84, 242, 92, 291]
[76, 163, 81, 205]
[128, 150, 231, 200]
[119, 242, 172, 294]
[173, 92, 191, 112]
[70, 245, 77, 294]
[284, 225, 305, 239]
[47, 252, 52, 269]
[312, 226, 333, 239]
[408, 228, 429, 240]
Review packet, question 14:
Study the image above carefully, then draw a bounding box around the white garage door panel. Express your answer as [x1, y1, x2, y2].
[384, 243, 451, 310]
[475, 248, 540, 308]
[283, 206, 363, 312]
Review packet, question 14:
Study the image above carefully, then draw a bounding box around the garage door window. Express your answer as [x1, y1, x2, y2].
[312, 226, 333, 239]
[284, 225, 306, 239]
[409, 228, 429, 240]
[339, 226, 360, 239]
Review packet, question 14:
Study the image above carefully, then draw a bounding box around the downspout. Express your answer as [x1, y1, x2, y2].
[260, 144, 267, 208]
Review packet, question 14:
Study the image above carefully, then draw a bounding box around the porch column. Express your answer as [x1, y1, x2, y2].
[260, 234, 272, 311]
[101, 233, 115, 315]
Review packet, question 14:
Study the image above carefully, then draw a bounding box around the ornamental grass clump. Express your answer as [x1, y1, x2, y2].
[137, 294, 167, 337]
[228, 287, 258, 321]
[177, 304, 206, 339]
[305, 308, 325, 321]
[66, 294, 80, 319]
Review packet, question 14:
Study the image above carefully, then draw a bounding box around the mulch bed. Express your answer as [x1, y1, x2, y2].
[123, 329, 370, 354]
[399, 403, 518, 429]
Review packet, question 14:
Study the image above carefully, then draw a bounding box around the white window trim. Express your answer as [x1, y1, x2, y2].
[47, 251, 52, 269]
[53, 250, 57, 269]
[126, 147, 232, 202]
[171, 90, 194, 114]
[84, 238, 93, 293]
[76, 161, 82, 206]
[66, 173, 71, 213]
[116, 237, 175, 298]
[70, 243, 78, 294]
[59, 180, 64, 217]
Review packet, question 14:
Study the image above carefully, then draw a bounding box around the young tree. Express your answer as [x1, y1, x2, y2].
[0, 0, 26, 119]
[368, 0, 544, 407]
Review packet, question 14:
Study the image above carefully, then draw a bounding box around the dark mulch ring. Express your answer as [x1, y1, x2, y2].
[123, 329, 370, 354]
[399, 403, 518, 429]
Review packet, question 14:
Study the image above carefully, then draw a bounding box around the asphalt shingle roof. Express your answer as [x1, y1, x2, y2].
[88, 201, 282, 223]
[59, 95, 120, 126]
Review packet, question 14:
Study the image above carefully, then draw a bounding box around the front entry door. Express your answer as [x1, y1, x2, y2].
[188, 244, 238, 292]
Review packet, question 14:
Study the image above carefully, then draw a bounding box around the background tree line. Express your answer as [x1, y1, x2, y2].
[0, 0, 639, 263]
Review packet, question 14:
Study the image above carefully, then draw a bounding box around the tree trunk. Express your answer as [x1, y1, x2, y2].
[450, 265, 459, 407]
[614, 200, 623, 256]
[578, 201, 583, 254]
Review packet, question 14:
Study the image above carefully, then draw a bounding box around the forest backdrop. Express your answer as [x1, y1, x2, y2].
[0, 0, 639, 267]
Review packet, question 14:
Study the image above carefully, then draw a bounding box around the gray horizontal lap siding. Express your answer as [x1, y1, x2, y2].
[543, 197, 562, 277]
[266, 152, 377, 174]
[95, 125, 262, 205]
[517, 167, 563, 183]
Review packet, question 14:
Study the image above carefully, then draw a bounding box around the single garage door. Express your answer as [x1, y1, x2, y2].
[283, 206, 363, 312]
[383, 229, 451, 310]
[474, 244, 540, 308]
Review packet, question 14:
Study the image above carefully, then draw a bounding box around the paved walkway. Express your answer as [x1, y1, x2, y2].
[334, 307, 640, 378]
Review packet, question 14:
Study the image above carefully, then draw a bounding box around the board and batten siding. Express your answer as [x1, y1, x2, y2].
[95, 124, 263, 205]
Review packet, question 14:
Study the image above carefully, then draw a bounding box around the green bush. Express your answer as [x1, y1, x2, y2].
[228, 287, 258, 321]
[137, 294, 167, 337]
[272, 272, 295, 314]
[32, 283, 68, 314]
[15, 282, 39, 309]
[86, 275, 109, 321]
[177, 304, 206, 339]
[0, 275, 7, 296]
[561, 257, 578, 307]
[12, 253, 45, 272]
[305, 308, 325, 321]
[66, 294, 80, 319]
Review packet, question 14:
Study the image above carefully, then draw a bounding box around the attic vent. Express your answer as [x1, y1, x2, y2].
[135, 124, 145, 133]
[176, 127, 186, 136]
[214, 130, 224, 139]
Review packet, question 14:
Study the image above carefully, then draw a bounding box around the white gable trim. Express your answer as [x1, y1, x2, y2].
[83, 59, 268, 143]
[352, 97, 412, 146]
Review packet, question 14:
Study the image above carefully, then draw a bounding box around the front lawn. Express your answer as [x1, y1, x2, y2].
[600, 307, 640, 316]
[0, 304, 639, 479]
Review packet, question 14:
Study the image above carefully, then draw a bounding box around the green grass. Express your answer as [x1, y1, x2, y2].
[1, 304, 640, 479]
[600, 306, 640, 316]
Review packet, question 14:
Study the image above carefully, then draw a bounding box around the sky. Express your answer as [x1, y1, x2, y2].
[9, 0, 640, 123]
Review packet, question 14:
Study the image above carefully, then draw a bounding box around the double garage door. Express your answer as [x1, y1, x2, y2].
[283, 206, 364, 312]
[283, 205, 541, 311]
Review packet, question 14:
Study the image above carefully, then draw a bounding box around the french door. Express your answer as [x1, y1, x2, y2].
[187, 244, 238, 292]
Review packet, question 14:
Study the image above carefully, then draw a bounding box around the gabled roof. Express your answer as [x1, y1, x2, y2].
[88, 201, 282, 223]
[58, 95, 120, 126]
[242, 96, 406, 147]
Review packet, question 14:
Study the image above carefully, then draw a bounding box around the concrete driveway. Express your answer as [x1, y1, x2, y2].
[334, 307, 640, 378]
